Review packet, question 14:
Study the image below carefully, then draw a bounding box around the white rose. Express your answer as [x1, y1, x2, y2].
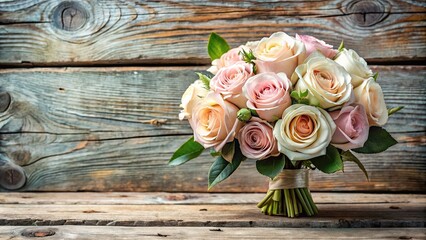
[253, 32, 306, 78]
[179, 80, 208, 120]
[273, 104, 336, 161]
[353, 77, 388, 126]
[292, 52, 352, 109]
[334, 49, 373, 87]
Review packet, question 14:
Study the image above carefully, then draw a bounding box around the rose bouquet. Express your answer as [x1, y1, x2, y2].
[170, 32, 402, 217]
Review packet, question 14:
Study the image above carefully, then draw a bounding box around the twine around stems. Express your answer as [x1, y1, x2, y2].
[269, 169, 310, 190]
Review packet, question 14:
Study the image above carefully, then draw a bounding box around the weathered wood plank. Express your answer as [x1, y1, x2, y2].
[1, 192, 424, 205]
[0, 0, 425, 65]
[0, 193, 424, 227]
[1, 226, 425, 240]
[0, 66, 424, 192]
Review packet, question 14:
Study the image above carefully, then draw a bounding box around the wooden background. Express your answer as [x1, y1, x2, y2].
[0, 0, 425, 192]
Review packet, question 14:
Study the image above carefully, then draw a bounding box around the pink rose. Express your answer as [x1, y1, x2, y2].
[189, 92, 242, 153]
[330, 104, 369, 151]
[207, 46, 244, 75]
[253, 32, 306, 78]
[210, 61, 254, 108]
[296, 34, 338, 59]
[243, 72, 292, 122]
[237, 117, 279, 160]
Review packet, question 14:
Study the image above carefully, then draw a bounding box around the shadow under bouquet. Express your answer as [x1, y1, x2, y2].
[170, 32, 402, 217]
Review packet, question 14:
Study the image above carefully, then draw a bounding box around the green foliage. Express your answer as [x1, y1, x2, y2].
[207, 32, 230, 61]
[388, 106, 404, 116]
[290, 90, 309, 104]
[338, 40, 345, 52]
[169, 137, 204, 166]
[341, 151, 369, 180]
[208, 141, 245, 189]
[196, 72, 211, 90]
[256, 155, 285, 179]
[310, 145, 343, 174]
[353, 127, 398, 154]
[372, 72, 379, 81]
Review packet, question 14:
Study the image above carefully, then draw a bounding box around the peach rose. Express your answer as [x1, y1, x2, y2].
[273, 104, 336, 160]
[243, 72, 292, 122]
[295, 34, 338, 59]
[330, 104, 369, 151]
[237, 117, 279, 160]
[292, 52, 352, 109]
[253, 32, 306, 78]
[334, 49, 373, 87]
[189, 92, 242, 153]
[207, 46, 244, 75]
[179, 80, 209, 120]
[210, 61, 254, 108]
[353, 77, 388, 126]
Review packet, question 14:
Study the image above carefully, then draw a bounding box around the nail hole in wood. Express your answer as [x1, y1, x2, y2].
[52, 1, 88, 31]
[0, 92, 11, 113]
[21, 229, 56, 238]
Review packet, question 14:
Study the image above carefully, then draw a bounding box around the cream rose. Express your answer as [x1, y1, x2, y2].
[210, 61, 254, 108]
[273, 104, 336, 161]
[189, 92, 242, 153]
[237, 117, 279, 160]
[207, 46, 244, 75]
[243, 72, 292, 122]
[292, 52, 352, 109]
[179, 80, 209, 120]
[334, 49, 373, 87]
[253, 32, 306, 78]
[353, 77, 388, 126]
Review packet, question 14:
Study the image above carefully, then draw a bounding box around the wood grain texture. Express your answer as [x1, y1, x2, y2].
[1, 226, 425, 240]
[0, 0, 425, 66]
[0, 193, 424, 228]
[0, 66, 425, 192]
[1, 192, 424, 205]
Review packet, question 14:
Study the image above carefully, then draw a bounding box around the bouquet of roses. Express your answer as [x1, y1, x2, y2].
[169, 32, 402, 218]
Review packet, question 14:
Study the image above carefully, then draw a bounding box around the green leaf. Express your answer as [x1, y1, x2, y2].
[221, 141, 235, 162]
[208, 141, 245, 189]
[300, 89, 309, 98]
[207, 32, 230, 61]
[338, 40, 345, 52]
[388, 106, 404, 116]
[310, 145, 343, 174]
[290, 91, 300, 99]
[372, 72, 379, 81]
[341, 151, 369, 180]
[256, 155, 285, 179]
[353, 127, 398, 154]
[169, 137, 204, 166]
[240, 49, 256, 63]
[210, 149, 221, 157]
[196, 72, 211, 90]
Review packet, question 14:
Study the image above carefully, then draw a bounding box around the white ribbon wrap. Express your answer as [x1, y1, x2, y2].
[269, 169, 310, 190]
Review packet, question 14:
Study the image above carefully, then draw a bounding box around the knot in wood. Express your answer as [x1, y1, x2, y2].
[21, 228, 56, 238]
[0, 164, 26, 190]
[53, 1, 88, 31]
[0, 91, 11, 113]
[346, 0, 388, 27]
[11, 150, 32, 166]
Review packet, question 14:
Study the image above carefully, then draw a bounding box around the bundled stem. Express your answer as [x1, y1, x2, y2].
[257, 160, 318, 217]
[257, 187, 317, 217]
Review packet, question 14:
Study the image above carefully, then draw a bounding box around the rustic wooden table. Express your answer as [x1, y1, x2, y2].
[0, 192, 425, 239]
[0, 0, 425, 239]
